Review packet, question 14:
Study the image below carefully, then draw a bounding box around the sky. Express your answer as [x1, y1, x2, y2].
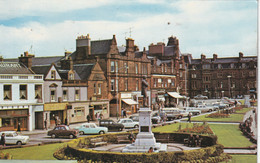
[0, 0, 258, 59]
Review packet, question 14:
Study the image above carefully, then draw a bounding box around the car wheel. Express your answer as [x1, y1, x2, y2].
[118, 127, 123, 131]
[99, 131, 105, 135]
[16, 141, 22, 146]
[209, 109, 212, 112]
[69, 134, 74, 139]
[79, 131, 84, 135]
[134, 125, 139, 128]
[51, 134, 56, 138]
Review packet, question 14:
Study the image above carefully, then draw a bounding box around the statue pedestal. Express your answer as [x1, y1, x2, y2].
[244, 95, 251, 107]
[122, 108, 167, 153]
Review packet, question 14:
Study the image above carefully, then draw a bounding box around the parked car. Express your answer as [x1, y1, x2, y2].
[0, 131, 29, 145]
[129, 115, 139, 122]
[182, 107, 201, 115]
[99, 119, 124, 131]
[75, 123, 108, 135]
[118, 118, 139, 128]
[196, 105, 214, 112]
[47, 125, 78, 139]
[179, 110, 189, 117]
[161, 108, 183, 120]
[194, 94, 208, 100]
[151, 112, 162, 124]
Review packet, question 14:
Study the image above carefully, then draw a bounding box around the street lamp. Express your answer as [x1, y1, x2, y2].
[227, 75, 231, 98]
[116, 65, 128, 120]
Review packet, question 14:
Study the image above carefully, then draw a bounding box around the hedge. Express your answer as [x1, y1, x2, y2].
[53, 132, 228, 163]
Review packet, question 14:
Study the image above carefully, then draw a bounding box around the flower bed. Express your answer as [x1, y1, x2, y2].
[0, 152, 12, 160]
[177, 123, 214, 135]
[206, 113, 230, 118]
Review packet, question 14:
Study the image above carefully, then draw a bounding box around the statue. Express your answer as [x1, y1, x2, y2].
[141, 76, 148, 107]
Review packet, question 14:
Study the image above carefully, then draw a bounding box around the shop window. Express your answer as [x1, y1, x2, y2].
[51, 70, 56, 79]
[74, 107, 84, 117]
[20, 85, 27, 100]
[51, 90, 56, 101]
[63, 90, 67, 101]
[98, 83, 101, 95]
[75, 90, 80, 100]
[111, 79, 115, 91]
[171, 80, 175, 86]
[111, 61, 115, 72]
[2, 118, 11, 127]
[4, 85, 12, 100]
[35, 85, 42, 100]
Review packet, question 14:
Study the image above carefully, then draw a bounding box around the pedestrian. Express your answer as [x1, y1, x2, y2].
[44, 119, 47, 130]
[188, 134, 195, 147]
[121, 109, 124, 118]
[123, 109, 127, 118]
[0, 133, 5, 147]
[187, 112, 192, 123]
[17, 122, 21, 132]
[87, 114, 91, 123]
[148, 147, 154, 153]
[65, 118, 68, 126]
[96, 112, 100, 121]
[128, 131, 135, 143]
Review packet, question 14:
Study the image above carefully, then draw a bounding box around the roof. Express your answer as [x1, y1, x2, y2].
[73, 64, 95, 80]
[4, 56, 63, 66]
[31, 65, 51, 78]
[0, 62, 33, 74]
[191, 56, 257, 64]
[91, 39, 112, 55]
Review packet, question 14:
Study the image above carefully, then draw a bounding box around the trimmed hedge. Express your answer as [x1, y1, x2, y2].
[53, 131, 227, 162]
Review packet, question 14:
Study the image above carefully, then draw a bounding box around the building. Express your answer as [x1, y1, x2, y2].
[188, 53, 257, 99]
[0, 56, 44, 131]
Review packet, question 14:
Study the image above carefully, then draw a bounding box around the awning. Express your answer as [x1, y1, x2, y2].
[44, 103, 68, 111]
[158, 95, 165, 101]
[167, 92, 184, 99]
[122, 99, 138, 105]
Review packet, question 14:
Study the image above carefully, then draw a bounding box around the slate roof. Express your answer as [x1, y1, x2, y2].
[31, 65, 51, 77]
[73, 64, 95, 80]
[191, 56, 257, 64]
[0, 62, 33, 74]
[4, 56, 63, 66]
[91, 39, 112, 55]
[57, 69, 81, 80]
[164, 46, 175, 56]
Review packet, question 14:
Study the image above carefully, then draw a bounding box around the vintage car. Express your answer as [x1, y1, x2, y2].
[75, 123, 108, 135]
[151, 112, 162, 124]
[99, 119, 124, 131]
[0, 131, 29, 145]
[47, 125, 78, 139]
[118, 118, 139, 128]
[194, 94, 208, 100]
[182, 107, 201, 115]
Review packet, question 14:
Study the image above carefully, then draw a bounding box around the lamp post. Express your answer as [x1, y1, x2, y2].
[116, 65, 128, 120]
[227, 75, 231, 98]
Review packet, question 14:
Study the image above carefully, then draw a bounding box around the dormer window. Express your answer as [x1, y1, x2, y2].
[69, 73, 74, 80]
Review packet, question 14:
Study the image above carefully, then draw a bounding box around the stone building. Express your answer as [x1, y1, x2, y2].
[188, 53, 257, 99]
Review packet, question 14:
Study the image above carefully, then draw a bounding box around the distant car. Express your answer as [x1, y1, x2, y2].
[196, 105, 214, 112]
[47, 125, 78, 139]
[75, 123, 108, 135]
[129, 115, 139, 122]
[151, 112, 162, 124]
[0, 131, 29, 145]
[194, 94, 208, 100]
[179, 110, 189, 117]
[161, 108, 183, 120]
[183, 107, 201, 115]
[99, 119, 124, 131]
[118, 118, 139, 128]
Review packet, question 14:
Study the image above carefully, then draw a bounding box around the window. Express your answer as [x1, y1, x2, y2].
[35, 85, 42, 100]
[192, 74, 197, 78]
[230, 63, 234, 68]
[69, 73, 74, 80]
[20, 85, 27, 100]
[94, 84, 96, 94]
[172, 80, 175, 86]
[249, 71, 255, 77]
[111, 79, 115, 91]
[124, 80, 128, 91]
[217, 73, 222, 78]
[180, 72, 183, 77]
[74, 107, 84, 117]
[165, 80, 168, 87]
[168, 79, 171, 83]
[4, 85, 12, 100]
[180, 64, 183, 69]
[116, 79, 118, 91]
[242, 63, 246, 68]
[136, 80, 139, 91]
[115, 61, 118, 73]
[111, 61, 115, 72]
[75, 90, 80, 100]
[158, 79, 162, 83]
[202, 64, 210, 69]
[135, 64, 138, 74]
[154, 79, 157, 87]
[51, 90, 55, 101]
[124, 62, 128, 73]
[63, 90, 67, 101]
[51, 70, 56, 79]
[98, 83, 101, 95]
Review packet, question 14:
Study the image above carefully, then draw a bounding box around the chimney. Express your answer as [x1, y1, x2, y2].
[0, 56, 3, 62]
[126, 38, 135, 52]
[201, 54, 206, 61]
[76, 34, 91, 59]
[167, 36, 179, 46]
[239, 52, 243, 60]
[65, 51, 72, 58]
[60, 56, 73, 70]
[19, 51, 34, 69]
[148, 42, 165, 56]
[213, 54, 218, 61]
[134, 45, 139, 51]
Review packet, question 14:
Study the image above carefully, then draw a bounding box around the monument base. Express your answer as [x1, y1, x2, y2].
[244, 95, 251, 107]
[122, 143, 167, 153]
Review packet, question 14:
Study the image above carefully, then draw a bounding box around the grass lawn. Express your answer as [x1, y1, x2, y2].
[235, 107, 253, 114]
[1, 143, 66, 160]
[152, 122, 195, 132]
[191, 113, 244, 122]
[209, 124, 253, 147]
[220, 154, 257, 163]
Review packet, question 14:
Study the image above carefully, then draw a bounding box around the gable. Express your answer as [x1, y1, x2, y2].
[88, 62, 106, 81]
[45, 65, 62, 80]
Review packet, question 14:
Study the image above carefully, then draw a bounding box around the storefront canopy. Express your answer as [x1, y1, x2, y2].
[122, 99, 138, 105]
[167, 92, 184, 99]
[158, 95, 165, 101]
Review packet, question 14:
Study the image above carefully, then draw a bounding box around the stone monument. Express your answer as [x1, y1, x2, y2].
[122, 77, 167, 153]
[244, 84, 251, 107]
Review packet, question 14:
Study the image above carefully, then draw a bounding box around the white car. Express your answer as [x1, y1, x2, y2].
[179, 110, 189, 117]
[0, 131, 29, 145]
[196, 105, 214, 112]
[118, 118, 139, 128]
[182, 107, 201, 115]
[74, 123, 108, 135]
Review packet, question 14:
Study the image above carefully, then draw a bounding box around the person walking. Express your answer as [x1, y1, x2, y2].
[0, 133, 5, 147]
[187, 112, 192, 123]
[44, 119, 47, 130]
[17, 122, 21, 132]
[87, 114, 91, 123]
[128, 131, 135, 143]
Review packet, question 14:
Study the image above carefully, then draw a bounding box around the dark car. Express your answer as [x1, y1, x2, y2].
[47, 125, 78, 139]
[99, 119, 124, 131]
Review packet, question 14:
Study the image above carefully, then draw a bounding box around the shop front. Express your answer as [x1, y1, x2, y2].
[120, 93, 138, 115]
[44, 103, 68, 129]
[0, 109, 29, 131]
[89, 100, 109, 121]
[167, 92, 185, 107]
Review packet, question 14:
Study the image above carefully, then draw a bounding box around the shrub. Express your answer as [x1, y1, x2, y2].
[0, 152, 12, 160]
[177, 122, 214, 135]
[206, 113, 230, 118]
